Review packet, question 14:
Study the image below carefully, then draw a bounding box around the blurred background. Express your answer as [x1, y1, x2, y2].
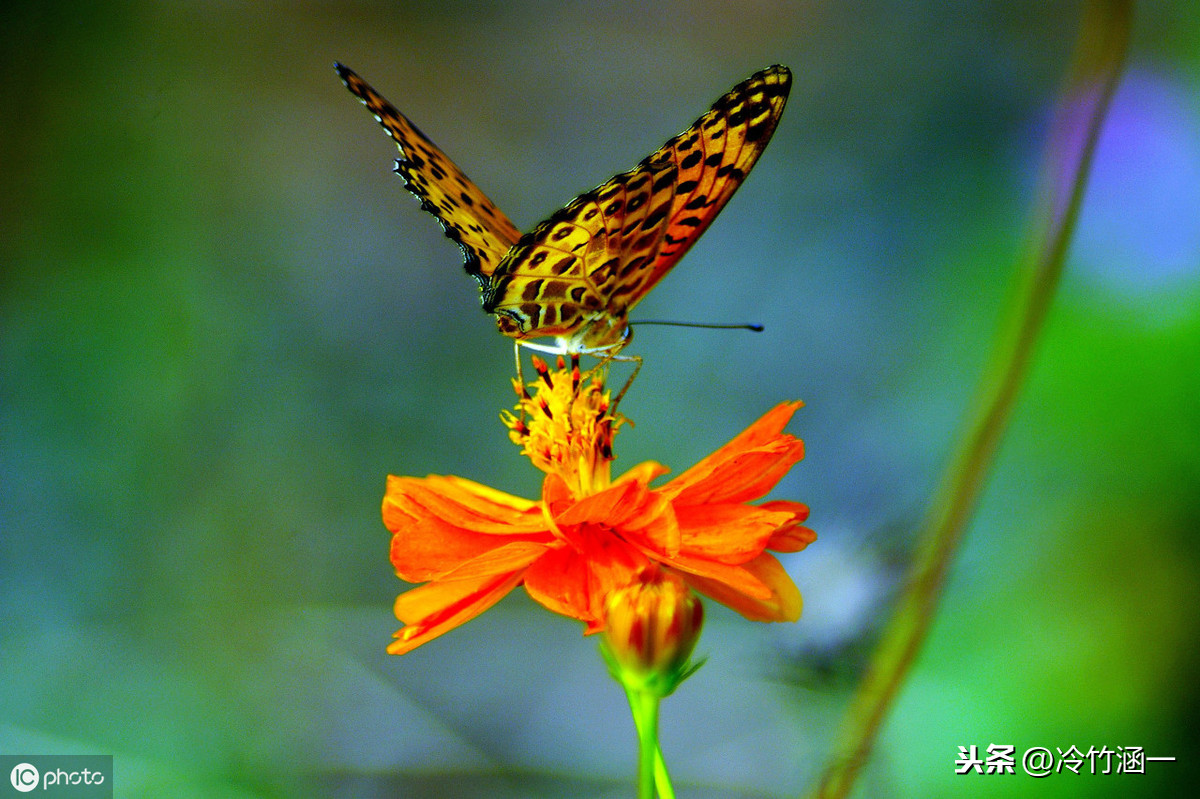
[2, 1, 1198, 797]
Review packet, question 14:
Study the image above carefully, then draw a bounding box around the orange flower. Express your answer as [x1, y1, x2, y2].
[382, 358, 814, 655]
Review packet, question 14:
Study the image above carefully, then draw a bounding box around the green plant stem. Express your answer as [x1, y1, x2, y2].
[808, 3, 1133, 798]
[653, 744, 673, 798]
[626, 686, 674, 799]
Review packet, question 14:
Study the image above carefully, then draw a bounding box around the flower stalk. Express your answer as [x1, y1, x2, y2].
[629, 686, 669, 799]
[809, 2, 1133, 797]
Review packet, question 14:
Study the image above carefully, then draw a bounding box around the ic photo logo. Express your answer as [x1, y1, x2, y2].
[3, 757, 110, 796]
[9, 763, 38, 793]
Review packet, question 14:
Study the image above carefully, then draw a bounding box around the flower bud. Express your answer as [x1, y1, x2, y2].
[602, 568, 705, 697]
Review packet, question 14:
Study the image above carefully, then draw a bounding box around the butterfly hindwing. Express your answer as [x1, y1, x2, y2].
[335, 63, 520, 278]
[487, 65, 791, 349]
[482, 155, 679, 343]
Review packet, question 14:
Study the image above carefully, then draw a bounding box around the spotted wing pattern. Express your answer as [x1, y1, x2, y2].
[485, 65, 792, 350]
[337, 63, 790, 352]
[336, 63, 520, 278]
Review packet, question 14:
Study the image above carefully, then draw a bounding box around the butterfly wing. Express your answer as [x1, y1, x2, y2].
[636, 65, 791, 297]
[487, 65, 791, 349]
[336, 63, 521, 279]
[482, 154, 679, 347]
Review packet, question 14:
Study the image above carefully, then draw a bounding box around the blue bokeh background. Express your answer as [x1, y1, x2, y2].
[3, 2, 1197, 796]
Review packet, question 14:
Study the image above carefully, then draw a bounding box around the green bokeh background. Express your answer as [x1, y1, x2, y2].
[3, 2, 1198, 797]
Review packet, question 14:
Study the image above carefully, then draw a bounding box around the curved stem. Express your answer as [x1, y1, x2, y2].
[653, 740, 674, 799]
[625, 685, 674, 799]
[808, 2, 1133, 797]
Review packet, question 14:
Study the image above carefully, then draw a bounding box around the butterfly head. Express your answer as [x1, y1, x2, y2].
[484, 283, 631, 353]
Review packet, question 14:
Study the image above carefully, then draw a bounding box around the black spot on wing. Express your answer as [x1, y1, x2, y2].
[652, 169, 677, 193]
[641, 203, 670, 229]
[522, 279, 544, 301]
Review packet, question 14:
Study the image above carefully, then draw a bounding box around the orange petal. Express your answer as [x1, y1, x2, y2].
[664, 553, 774, 600]
[619, 492, 680, 557]
[679, 553, 802, 622]
[434, 541, 549, 581]
[385, 475, 546, 534]
[667, 401, 802, 488]
[554, 478, 646, 527]
[522, 545, 596, 625]
[769, 525, 816, 553]
[666, 438, 805, 506]
[540, 472, 575, 514]
[524, 534, 650, 632]
[614, 460, 671, 486]
[760, 499, 810, 524]
[759, 501, 816, 552]
[385, 475, 552, 582]
[674, 503, 796, 563]
[388, 569, 527, 655]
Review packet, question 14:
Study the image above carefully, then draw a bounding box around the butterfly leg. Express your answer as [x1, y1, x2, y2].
[512, 340, 572, 427]
[513, 339, 641, 408]
[578, 346, 641, 409]
[608, 352, 642, 409]
[512, 340, 526, 391]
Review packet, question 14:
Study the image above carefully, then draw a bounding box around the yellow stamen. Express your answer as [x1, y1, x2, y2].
[502, 355, 625, 497]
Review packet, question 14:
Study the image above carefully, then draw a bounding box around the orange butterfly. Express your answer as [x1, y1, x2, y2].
[337, 63, 790, 355]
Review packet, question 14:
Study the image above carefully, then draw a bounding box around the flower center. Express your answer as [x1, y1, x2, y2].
[502, 355, 624, 497]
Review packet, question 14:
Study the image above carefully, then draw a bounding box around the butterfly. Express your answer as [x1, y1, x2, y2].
[336, 63, 790, 355]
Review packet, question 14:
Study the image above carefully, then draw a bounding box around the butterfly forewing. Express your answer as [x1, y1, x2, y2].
[635, 65, 791, 302]
[335, 63, 520, 277]
[487, 65, 791, 349]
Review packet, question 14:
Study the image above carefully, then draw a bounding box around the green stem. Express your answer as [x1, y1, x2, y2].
[625, 685, 674, 799]
[653, 741, 674, 799]
[807, 3, 1133, 798]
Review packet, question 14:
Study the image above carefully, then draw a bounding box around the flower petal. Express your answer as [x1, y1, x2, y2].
[386, 474, 546, 533]
[524, 532, 650, 632]
[668, 401, 801, 484]
[388, 569, 527, 655]
[760, 500, 816, 552]
[667, 440, 805, 506]
[663, 403, 806, 505]
[540, 472, 575, 515]
[614, 460, 671, 486]
[665, 553, 773, 600]
[619, 491, 680, 557]
[679, 553, 802, 622]
[434, 540, 549, 581]
[554, 478, 646, 527]
[385, 476, 552, 582]
[674, 503, 797, 563]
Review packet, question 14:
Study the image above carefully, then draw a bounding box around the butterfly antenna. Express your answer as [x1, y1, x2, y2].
[631, 320, 765, 333]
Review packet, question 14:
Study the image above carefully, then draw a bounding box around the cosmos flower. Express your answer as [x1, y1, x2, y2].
[382, 357, 814, 655]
